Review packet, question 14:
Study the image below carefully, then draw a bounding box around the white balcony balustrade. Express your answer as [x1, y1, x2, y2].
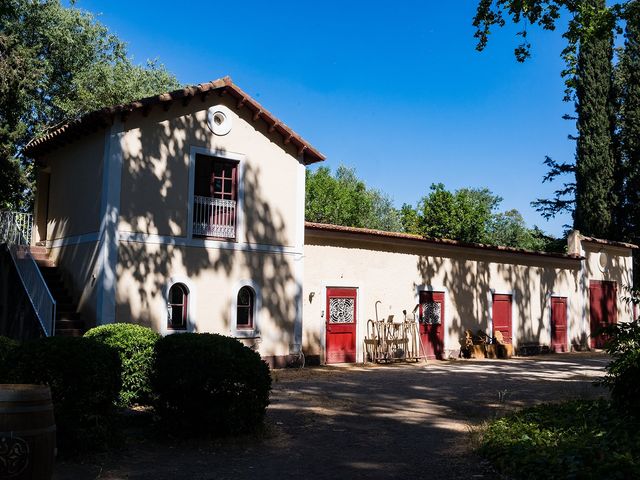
[192, 195, 236, 239]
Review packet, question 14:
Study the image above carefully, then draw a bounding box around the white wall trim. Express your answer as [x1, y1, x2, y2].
[414, 285, 451, 357]
[187, 146, 247, 243]
[46, 231, 100, 248]
[487, 289, 518, 347]
[292, 253, 304, 355]
[162, 275, 197, 335]
[116, 231, 301, 255]
[229, 279, 262, 338]
[96, 121, 124, 325]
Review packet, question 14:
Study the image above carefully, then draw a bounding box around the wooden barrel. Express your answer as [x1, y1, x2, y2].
[0, 385, 55, 480]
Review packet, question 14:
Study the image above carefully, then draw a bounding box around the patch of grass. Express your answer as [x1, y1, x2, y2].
[478, 399, 640, 479]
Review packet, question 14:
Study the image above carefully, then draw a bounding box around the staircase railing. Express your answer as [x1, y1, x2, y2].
[0, 211, 55, 336]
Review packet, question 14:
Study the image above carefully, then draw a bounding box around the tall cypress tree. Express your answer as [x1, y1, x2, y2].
[573, 0, 618, 238]
[620, 1, 640, 242]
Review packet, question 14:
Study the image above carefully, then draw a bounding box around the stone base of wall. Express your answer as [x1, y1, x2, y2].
[262, 353, 316, 369]
[517, 343, 551, 356]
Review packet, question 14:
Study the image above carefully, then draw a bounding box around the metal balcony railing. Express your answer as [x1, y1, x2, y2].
[0, 211, 55, 336]
[192, 196, 236, 239]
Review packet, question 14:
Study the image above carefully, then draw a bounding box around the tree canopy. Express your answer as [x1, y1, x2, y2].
[475, 0, 640, 241]
[401, 183, 559, 251]
[305, 165, 403, 232]
[0, 0, 181, 210]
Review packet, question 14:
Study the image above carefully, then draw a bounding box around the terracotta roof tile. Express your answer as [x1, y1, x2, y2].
[305, 222, 584, 261]
[579, 235, 639, 250]
[24, 76, 325, 165]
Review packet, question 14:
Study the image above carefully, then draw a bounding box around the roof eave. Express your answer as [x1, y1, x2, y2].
[23, 76, 325, 165]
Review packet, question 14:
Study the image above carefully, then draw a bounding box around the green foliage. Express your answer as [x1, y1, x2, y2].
[6, 336, 122, 455]
[405, 183, 500, 243]
[0, 336, 18, 381]
[401, 183, 557, 250]
[480, 399, 640, 479]
[619, 3, 640, 242]
[573, 0, 618, 238]
[84, 323, 161, 407]
[474, 1, 634, 239]
[0, 0, 180, 210]
[599, 288, 640, 413]
[486, 209, 552, 250]
[305, 165, 402, 232]
[152, 333, 272, 435]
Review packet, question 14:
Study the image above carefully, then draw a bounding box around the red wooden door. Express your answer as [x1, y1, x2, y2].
[550, 297, 567, 352]
[589, 281, 617, 349]
[326, 288, 357, 364]
[419, 291, 445, 360]
[492, 294, 512, 344]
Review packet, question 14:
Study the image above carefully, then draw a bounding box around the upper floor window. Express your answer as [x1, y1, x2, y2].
[236, 286, 255, 329]
[193, 154, 238, 239]
[167, 283, 188, 330]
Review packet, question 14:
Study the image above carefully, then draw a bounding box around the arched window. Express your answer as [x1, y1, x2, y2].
[168, 283, 188, 330]
[236, 286, 255, 329]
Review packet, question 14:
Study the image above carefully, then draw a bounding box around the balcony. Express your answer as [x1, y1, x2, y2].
[192, 195, 236, 239]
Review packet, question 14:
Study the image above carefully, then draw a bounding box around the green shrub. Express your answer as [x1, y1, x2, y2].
[6, 336, 122, 455]
[0, 336, 18, 382]
[599, 319, 640, 414]
[479, 400, 640, 479]
[85, 323, 160, 406]
[152, 333, 272, 435]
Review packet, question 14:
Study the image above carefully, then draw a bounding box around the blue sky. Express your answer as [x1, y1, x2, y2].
[72, 0, 576, 236]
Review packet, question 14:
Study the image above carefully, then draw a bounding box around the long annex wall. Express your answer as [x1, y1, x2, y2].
[303, 227, 634, 363]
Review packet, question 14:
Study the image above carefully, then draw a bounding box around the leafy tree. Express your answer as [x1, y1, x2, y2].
[403, 184, 559, 250]
[572, 0, 618, 238]
[475, 0, 627, 238]
[305, 165, 403, 232]
[0, 0, 180, 211]
[486, 209, 550, 250]
[402, 183, 501, 244]
[619, 2, 640, 242]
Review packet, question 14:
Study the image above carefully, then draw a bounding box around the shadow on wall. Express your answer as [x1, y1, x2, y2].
[113, 102, 306, 359]
[416, 252, 584, 355]
[416, 254, 490, 357]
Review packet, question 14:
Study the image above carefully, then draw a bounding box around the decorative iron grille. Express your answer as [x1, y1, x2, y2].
[329, 298, 355, 323]
[421, 302, 441, 325]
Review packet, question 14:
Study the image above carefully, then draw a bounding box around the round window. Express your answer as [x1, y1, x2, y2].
[207, 105, 233, 135]
[598, 250, 608, 272]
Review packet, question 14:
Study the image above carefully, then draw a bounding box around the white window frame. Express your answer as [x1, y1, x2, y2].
[187, 146, 246, 243]
[162, 275, 197, 335]
[230, 280, 261, 338]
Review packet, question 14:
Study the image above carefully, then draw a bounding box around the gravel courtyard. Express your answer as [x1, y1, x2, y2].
[54, 353, 609, 480]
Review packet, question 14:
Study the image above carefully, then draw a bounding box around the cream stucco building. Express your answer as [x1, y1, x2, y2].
[19, 77, 636, 366]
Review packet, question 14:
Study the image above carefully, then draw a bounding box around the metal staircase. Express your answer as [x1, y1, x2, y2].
[0, 211, 57, 336]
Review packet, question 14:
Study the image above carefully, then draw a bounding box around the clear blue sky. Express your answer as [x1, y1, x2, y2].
[71, 0, 576, 236]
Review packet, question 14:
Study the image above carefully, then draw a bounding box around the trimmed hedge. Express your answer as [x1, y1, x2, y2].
[6, 336, 122, 455]
[152, 333, 272, 435]
[0, 336, 18, 382]
[85, 323, 160, 406]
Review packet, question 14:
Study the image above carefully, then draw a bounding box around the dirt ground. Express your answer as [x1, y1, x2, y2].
[54, 353, 609, 480]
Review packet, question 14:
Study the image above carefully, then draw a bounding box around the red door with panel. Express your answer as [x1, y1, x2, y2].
[419, 291, 445, 360]
[550, 297, 568, 352]
[589, 281, 617, 349]
[492, 294, 512, 344]
[326, 288, 357, 364]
